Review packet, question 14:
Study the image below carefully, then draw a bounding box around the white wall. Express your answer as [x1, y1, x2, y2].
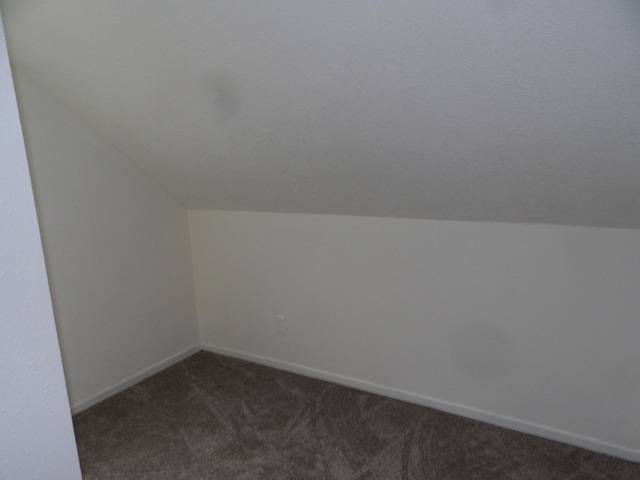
[12, 70, 200, 410]
[190, 210, 640, 461]
[0, 17, 82, 479]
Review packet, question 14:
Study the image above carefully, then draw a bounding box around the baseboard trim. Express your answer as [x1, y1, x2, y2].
[201, 343, 640, 463]
[70, 345, 201, 414]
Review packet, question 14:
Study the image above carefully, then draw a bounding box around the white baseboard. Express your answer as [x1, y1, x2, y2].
[70, 345, 201, 414]
[201, 343, 640, 463]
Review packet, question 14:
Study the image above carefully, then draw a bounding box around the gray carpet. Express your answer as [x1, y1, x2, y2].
[73, 351, 640, 479]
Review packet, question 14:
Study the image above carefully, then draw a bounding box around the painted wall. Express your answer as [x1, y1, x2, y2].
[12, 70, 200, 410]
[190, 210, 640, 461]
[0, 17, 82, 479]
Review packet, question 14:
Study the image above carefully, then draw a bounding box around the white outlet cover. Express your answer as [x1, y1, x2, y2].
[276, 315, 287, 334]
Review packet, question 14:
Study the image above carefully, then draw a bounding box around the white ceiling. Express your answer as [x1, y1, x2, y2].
[2, 1, 640, 228]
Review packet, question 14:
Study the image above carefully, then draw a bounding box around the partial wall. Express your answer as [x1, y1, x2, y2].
[13, 71, 199, 409]
[0, 19, 81, 478]
[190, 210, 640, 461]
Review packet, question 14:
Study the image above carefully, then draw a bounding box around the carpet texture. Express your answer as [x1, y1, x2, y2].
[73, 351, 640, 479]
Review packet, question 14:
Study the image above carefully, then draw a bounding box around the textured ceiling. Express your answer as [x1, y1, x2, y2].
[2, 1, 640, 228]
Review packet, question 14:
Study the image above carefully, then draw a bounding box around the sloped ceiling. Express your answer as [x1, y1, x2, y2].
[2, 1, 640, 228]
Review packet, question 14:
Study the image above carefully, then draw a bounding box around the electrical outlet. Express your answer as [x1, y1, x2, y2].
[276, 315, 287, 334]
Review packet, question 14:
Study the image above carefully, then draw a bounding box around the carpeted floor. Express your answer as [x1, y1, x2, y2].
[73, 351, 640, 479]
